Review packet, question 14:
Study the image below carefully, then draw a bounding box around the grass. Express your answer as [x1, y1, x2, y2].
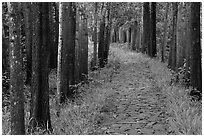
[148, 57, 202, 135]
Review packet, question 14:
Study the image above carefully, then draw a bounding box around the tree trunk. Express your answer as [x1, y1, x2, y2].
[93, 2, 98, 70]
[61, 2, 76, 99]
[49, 3, 57, 69]
[56, 2, 62, 116]
[68, 3, 76, 86]
[168, 2, 178, 70]
[53, 2, 59, 69]
[30, 2, 52, 131]
[75, 6, 80, 82]
[190, 2, 202, 91]
[98, 12, 106, 68]
[151, 2, 157, 57]
[23, 2, 32, 84]
[104, 3, 111, 65]
[162, 3, 170, 62]
[131, 21, 138, 51]
[143, 2, 151, 54]
[176, 3, 185, 69]
[8, 2, 25, 134]
[184, 3, 191, 83]
[80, 11, 88, 81]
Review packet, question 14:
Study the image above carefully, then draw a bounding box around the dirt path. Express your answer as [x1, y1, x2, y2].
[93, 47, 172, 135]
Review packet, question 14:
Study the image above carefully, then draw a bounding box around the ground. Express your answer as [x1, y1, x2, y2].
[91, 45, 170, 134]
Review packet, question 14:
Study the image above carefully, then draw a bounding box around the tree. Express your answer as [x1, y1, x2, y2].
[104, 2, 112, 65]
[176, 3, 186, 69]
[161, 2, 170, 62]
[143, 2, 151, 54]
[23, 2, 33, 84]
[131, 21, 138, 51]
[98, 3, 106, 68]
[79, 7, 88, 81]
[56, 2, 62, 116]
[49, 2, 58, 69]
[190, 2, 202, 91]
[74, 4, 80, 83]
[30, 2, 52, 131]
[60, 2, 76, 101]
[150, 2, 157, 57]
[67, 3, 76, 86]
[168, 2, 178, 70]
[8, 2, 25, 134]
[92, 2, 98, 70]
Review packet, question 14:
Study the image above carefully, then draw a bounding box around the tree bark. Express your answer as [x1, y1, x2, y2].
[93, 2, 98, 69]
[61, 2, 76, 100]
[161, 3, 170, 62]
[143, 2, 151, 54]
[168, 2, 178, 70]
[151, 2, 157, 57]
[131, 21, 138, 51]
[8, 2, 25, 134]
[56, 2, 62, 116]
[30, 2, 52, 131]
[98, 11, 106, 68]
[104, 3, 111, 65]
[190, 2, 202, 91]
[23, 2, 33, 84]
[80, 10, 88, 81]
[49, 3, 58, 69]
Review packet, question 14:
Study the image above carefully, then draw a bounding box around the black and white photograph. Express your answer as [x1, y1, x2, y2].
[1, 1, 202, 135]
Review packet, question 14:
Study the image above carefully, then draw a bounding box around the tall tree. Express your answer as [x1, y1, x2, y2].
[30, 2, 52, 131]
[8, 2, 25, 134]
[23, 2, 33, 84]
[98, 3, 106, 68]
[67, 3, 76, 85]
[75, 5, 80, 82]
[61, 2, 76, 101]
[168, 2, 178, 70]
[190, 2, 202, 91]
[92, 2, 98, 70]
[150, 2, 157, 57]
[143, 2, 151, 54]
[49, 3, 58, 69]
[104, 2, 112, 65]
[176, 3, 186, 69]
[56, 2, 62, 116]
[161, 2, 170, 62]
[79, 8, 88, 81]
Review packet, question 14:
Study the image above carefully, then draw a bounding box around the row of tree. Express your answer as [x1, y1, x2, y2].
[110, 2, 201, 91]
[2, 2, 201, 135]
[3, 2, 113, 134]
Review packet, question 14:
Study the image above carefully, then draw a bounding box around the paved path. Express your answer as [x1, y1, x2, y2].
[93, 47, 172, 135]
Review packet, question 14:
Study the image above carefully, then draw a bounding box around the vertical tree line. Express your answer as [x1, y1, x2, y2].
[3, 2, 202, 135]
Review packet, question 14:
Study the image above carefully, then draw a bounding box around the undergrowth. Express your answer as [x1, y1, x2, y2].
[149, 58, 202, 135]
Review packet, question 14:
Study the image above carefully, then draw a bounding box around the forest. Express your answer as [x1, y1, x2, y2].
[2, 2, 202, 135]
